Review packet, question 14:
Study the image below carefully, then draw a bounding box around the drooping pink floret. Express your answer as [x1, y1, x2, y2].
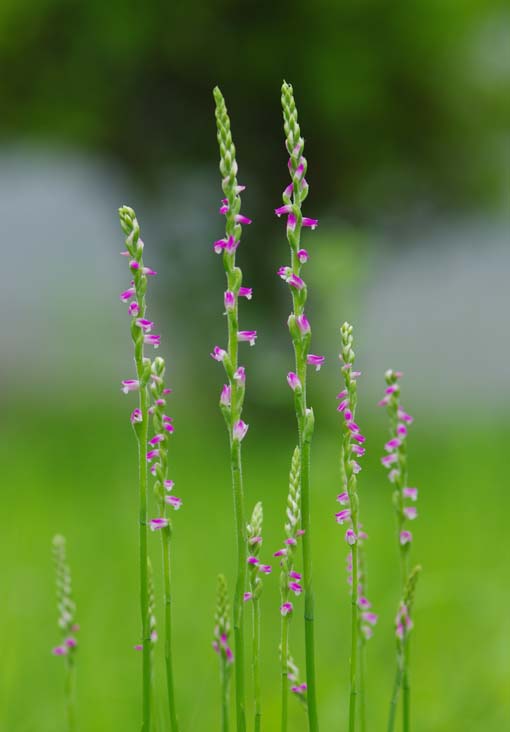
[400, 530, 413, 546]
[149, 518, 168, 531]
[120, 287, 136, 302]
[135, 318, 153, 332]
[307, 354, 325, 371]
[121, 379, 139, 394]
[335, 509, 351, 525]
[165, 495, 182, 510]
[287, 273, 305, 290]
[289, 581, 302, 595]
[345, 528, 357, 545]
[403, 487, 418, 501]
[403, 507, 417, 520]
[211, 346, 227, 362]
[238, 330, 257, 346]
[258, 564, 272, 575]
[239, 287, 252, 299]
[52, 646, 67, 656]
[337, 491, 349, 505]
[130, 408, 142, 424]
[287, 372, 302, 392]
[233, 420, 249, 442]
[144, 334, 161, 348]
[280, 601, 293, 616]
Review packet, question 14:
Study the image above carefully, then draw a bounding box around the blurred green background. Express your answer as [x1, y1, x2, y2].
[1, 1, 510, 730]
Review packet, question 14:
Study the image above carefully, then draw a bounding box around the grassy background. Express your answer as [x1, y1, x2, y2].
[2, 396, 509, 730]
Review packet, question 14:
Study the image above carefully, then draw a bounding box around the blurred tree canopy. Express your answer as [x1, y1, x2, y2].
[0, 0, 508, 215]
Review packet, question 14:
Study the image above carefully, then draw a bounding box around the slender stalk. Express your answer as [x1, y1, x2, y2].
[359, 640, 366, 732]
[252, 598, 262, 732]
[387, 665, 402, 732]
[349, 539, 359, 732]
[281, 613, 289, 732]
[214, 575, 234, 732]
[162, 529, 179, 731]
[279, 80, 320, 732]
[118, 206, 155, 732]
[213, 87, 253, 732]
[137, 383, 152, 732]
[65, 654, 76, 732]
[379, 371, 419, 732]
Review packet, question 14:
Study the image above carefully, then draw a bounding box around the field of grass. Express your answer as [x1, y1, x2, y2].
[2, 399, 509, 731]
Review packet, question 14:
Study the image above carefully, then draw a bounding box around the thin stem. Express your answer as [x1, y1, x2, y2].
[387, 664, 402, 732]
[253, 598, 262, 732]
[65, 655, 76, 732]
[403, 637, 410, 732]
[162, 528, 179, 731]
[299, 436, 319, 731]
[348, 541, 359, 732]
[221, 661, 231, 732]
[359, 640, 366, 732]
[231, 438, 247, 732]
[137, 383, 152, 732]
[281, 613, 289, 732]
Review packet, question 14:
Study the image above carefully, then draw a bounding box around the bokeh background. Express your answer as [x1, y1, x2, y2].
[1, 1, 510, 730]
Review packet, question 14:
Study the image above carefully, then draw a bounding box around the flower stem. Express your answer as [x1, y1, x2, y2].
[162, 527, 179, 731]
[221, 660, 231, 732]
[387, 664, 402, 732]
[65, 654, 76, 732]
[359, 640, 366, 732]
[348, 539, 359, 732]
[403, 638, 411, 732]
[281, 613, 289, 732]
[137, 382, 152, 732]
[230, 437, 247, 732]
[252, 597, 262, 732]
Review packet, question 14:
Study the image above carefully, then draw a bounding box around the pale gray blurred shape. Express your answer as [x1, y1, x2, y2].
[1, 146, 135, 400]
[358, 216, 510, 415]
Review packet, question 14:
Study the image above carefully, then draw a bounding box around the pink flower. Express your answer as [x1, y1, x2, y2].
[403, 507, 417, 520]
[385, 438, 401, 451]
[164, 480, 174, 491]
[289, 571, 302, 580]
[335, 509, 351, 524]
[148, 434, 165, 446]
[165, 495, 182, 510]
[296, 314, 311, 335]
[65, 637, 78, 648]
[146, 449, 160, 461]
[128, 302, 140, 316]
[214, 235, 239, 255]
[150, 518, 168, 531]
[297, 249, 309, 263]
[307, 354, 325, 371]
[337, 491, 349, 505]
[289, 581, 302, 595]
[233, 420, 249, 442]
[120, 287, 136, 302]
[403, 487, 418, 501]
[224, 290, 235, 311]
[52, 646, 67, 656]
[130, 408, 142, 424]
[280, 602, 293, 616]
[220, 384, 231, 406]
[258, 564, 272, 575]
[234, 367, 246, 383]
[238, 330, 257, 346]
[135, 318, 153, 332]
[381, 453, 398, 468]
[345, 528, 357, 545]
[362, 612, 378, 626]
[239, 287, 252, 299]
[247, 556, 259, 565]
[287, 274, 305, 290]
[302, 217, 318, 229]
[211, 346, 227, 362]
[287, 372, 302, 391]
[121, 379, 139, 394]
[400, 530, 412, 546]
[243, 592, 253, 602]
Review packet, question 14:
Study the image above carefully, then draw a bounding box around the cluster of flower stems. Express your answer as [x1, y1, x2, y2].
[50, 82, 422, 732]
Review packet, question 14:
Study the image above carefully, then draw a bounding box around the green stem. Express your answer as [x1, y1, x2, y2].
[137, 383, 152, 732]
[359, 640, 366, 732]
[403, 636, 410, 732]
[221, 661, 231, 732]
[387, 663, 402, 732]
[300, 436, 319, 731]
[162, 528, 179, 731]
[348, 540, 359, 732]
[281, 612, 289, 732]
[65, 655, 76, 732]
[253, 598, 261, 732]
[231, 438, 247, 732]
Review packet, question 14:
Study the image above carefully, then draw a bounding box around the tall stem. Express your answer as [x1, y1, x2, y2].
[280, 613, 289, 732]
[162, 528, 179, 731]
[231, 438, 247, 732]
[253, 598, 262, 732]
[221, 661, 231, 732]
[65, 655, 76, 732]
[299, 435, 318, 731]
[387, 664, 402, 732]
[137, 383, 152, 732]
[403, 637, 410, 732]
[348, 540, 359, 732]
[359, 640, 366, 732]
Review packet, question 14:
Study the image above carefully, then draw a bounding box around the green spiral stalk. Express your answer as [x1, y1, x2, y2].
[277, 80, 321, 732]
[214, 574, 235, 732]
[212, 86, 255, 732]
[246, 502, 265, 732]
[52, 535, 79, 732]
[118, 206, 156, 732]
[379, 371, 420, 732]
